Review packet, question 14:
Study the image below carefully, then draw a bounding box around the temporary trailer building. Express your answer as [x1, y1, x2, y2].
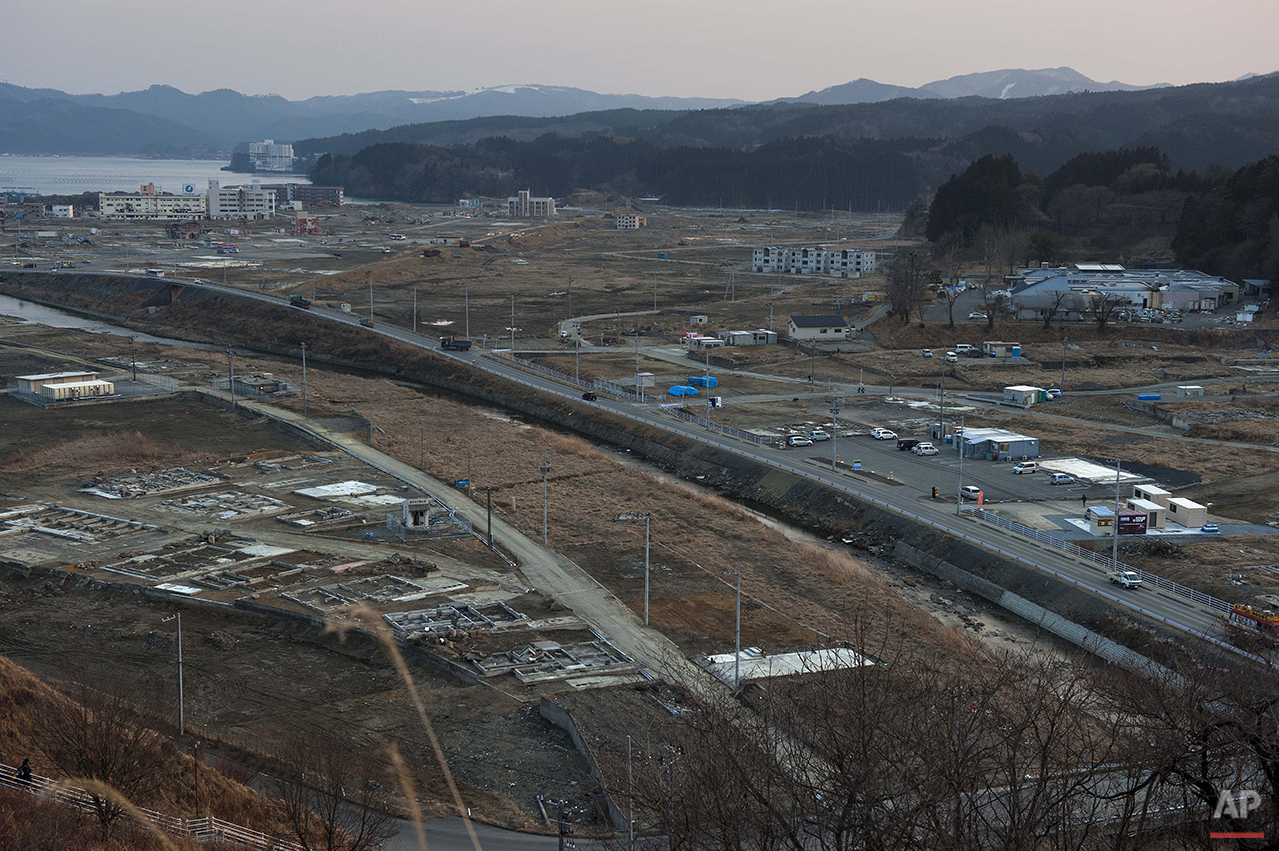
[1126, 497, 1167, 529]
[1166, 497, 1207, 528]
[1132, 484, 1171, 508]
[1002, 385, 1046, 408]
[1087, 506, 1116, 537]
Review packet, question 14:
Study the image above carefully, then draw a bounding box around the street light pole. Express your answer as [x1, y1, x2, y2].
[162, 613, 184, 736]
[413, 286, 417, 334]
[734, 571, 742, 695]
[129, 336, 137, 381]
[1061, 337, 1068, 390]
[1112, 459, 1122, 568]
[540, 455, 550, 545]
[888, 337, 895, 398]
[956, 414, 965, 516]
[300, 342, 307, 417]
[938, 361, 946, 442]
[225, 345, 235, 409]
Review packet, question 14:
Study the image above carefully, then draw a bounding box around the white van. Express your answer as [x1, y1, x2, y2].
[1012, 461, 1038, 475]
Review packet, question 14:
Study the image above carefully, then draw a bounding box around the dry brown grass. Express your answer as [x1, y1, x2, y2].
[0, 432, 208, 474]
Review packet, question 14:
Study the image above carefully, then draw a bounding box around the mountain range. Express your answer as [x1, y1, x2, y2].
[0, 67, 1195, 156]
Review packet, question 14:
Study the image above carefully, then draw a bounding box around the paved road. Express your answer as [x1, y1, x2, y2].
[31, 272, 1239, 643]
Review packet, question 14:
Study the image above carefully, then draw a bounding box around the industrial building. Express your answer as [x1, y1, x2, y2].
[615, 212, 646, 229]
[955, 427, 1040, 460]
[1009, 264, 1240, 320]
[752, 247, 876, 278]
[506, 189, 556, 217]
[14, 371, 115, 401]
[207, 180, 276, 220]
[788, 315, 851, 342]
[248, 139, 295, 172]
[99, 188, 207, 221]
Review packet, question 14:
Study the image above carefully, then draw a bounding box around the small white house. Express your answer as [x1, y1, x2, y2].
[1176, 386, 1205, 398]
[788, 315, 850, 342]
[690, 315, 709, 326]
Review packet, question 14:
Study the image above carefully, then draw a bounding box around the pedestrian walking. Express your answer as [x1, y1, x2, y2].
[16, 758, 32, 785]
[1081, 494, 1088, 510]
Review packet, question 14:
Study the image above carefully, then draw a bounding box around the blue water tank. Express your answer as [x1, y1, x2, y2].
[1137, 394, 1161, 400]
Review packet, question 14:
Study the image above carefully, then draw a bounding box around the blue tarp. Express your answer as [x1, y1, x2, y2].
[688, 376, 718, 387]
[668, 385, 700, 396]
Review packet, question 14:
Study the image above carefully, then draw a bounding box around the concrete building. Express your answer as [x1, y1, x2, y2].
[50, 205, 74, 218]
[956, 427, 1039, 460]
[1002, 385, 1046, 408]
[752, 246, 876, 278]
[165, 220, 203, 240]
[294, 213, 320, 235]
[263, 184, 345, 207]
[788, 315, 851, 342]
[1126, 497, 1167, 529]
[1167, 497, 1207, 528]
[99, 190, 207, 221]
[208, 180, 276, 220]
[615, 212, 646, 229]
[248, 139, 295, 172]
[1010, 264, 1240, 320]
[506, 189, 556, 217]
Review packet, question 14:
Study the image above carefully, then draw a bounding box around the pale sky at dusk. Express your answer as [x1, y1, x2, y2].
[4, 0, 1275, 100]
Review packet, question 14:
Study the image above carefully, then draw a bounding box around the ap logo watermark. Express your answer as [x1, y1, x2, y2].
[1211, 788, 1265, 840]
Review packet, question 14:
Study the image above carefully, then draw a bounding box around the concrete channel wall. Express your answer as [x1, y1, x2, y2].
[537, 697, 628, 832]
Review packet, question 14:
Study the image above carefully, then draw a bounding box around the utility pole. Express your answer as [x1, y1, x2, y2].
[413, 286, 417, 334]
[705, 354, 711, 428]
[956, 414, 965, 516]
[830, 391, 839, 470]
[466, 450, 472, 498]
[888, 337, 895, 398]
[1112, 459, 1122, 568]
[558, 804, 569, 851]
[486, 487, 493, 548]
[575, 337, 580, 383]
[368, 273, 373, 323]
[626, 735, 635, 851]
[420, 425, 424, 469]
[567, 275, 572, 320]
[540, 455, 550, 545]
[509, 293, 515, 351]
[769, 284, 775, 331]
[465, 288, 470, 341]
[162, 613, 184, 736]
[938, 361, 946, 442]
[810, 349, 815, 391]
[300, 342, 307, 417]
[653, 271, 658, 311]
[225, 345, 235, 409]
[734, 571, 742, 695]
[129, 336, 137, 382]
[644, 514, 650, 626]
[1061, 337, 1068, 390]
[635, 338, 641, 401]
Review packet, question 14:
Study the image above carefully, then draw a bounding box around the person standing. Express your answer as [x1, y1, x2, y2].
[16, 758, 32, 785]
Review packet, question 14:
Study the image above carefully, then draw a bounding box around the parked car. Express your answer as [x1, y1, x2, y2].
[921, 349, 933, 358]
[960, 485, 983, 501]
[913, 443, 939, 456]
[1045, 388, 1062, 400]
[581, 391, 598, 401]
[871, 428, 897, 440]
[1201, 523, 1221, 534]
[1049, 473, 1075, 485]
[1013, 461, 1038, 475]
[968, 312, 987, 321]
[897, 438, 921, 451]
[954, 344, 977, 354]
[788, 435, 814, 447]
[810, 430, 831, 442]
[945, 352, 958, 363]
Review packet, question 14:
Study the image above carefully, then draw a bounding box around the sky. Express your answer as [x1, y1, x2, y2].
[3, 0, 1276, 100]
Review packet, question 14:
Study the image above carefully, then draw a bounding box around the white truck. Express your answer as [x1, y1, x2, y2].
[1107, 570, 1143, 589]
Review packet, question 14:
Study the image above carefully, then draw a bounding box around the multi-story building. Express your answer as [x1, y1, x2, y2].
[262, 184, 345, 207]
[248, 140, 295, 172]
[615, 212, 646, 229]
[752, 246, 876, 278]
[506, 189, 556, 217]
[98, 190, 207, 221]
[207, 180, 276, 220]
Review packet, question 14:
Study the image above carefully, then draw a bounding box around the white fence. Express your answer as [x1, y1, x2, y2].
[0, 761, 303, 851]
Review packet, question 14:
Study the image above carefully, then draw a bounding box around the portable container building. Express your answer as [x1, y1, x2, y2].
[1167, 497, 1207, 528]
[1117, 510, 1149, 536]
[1087, 506, 1115, 536]
[1132, 484, 1171, 508]
[1126, 497, 1167, 529]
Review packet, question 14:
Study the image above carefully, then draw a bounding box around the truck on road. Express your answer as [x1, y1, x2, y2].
[1107, 570, 1143, 589]
[289, 295, 312, 309]
[440, 335, 472, 351]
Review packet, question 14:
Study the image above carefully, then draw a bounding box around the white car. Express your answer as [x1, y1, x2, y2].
[945, 352, 958, 363]
[1046, 388, 1062, 399]
[960, 486, 983, 501]
[871, 428, 897, 440]
[968, 312, 987, 321]
[1049, 473, 1075, 485]
[810, 430, 831, 442]
[788, 435, 813, 447]
[913, 443, 939, 456]
[922, 349, 933, 358]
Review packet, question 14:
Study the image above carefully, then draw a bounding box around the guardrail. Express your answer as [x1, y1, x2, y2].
[958, 506, 1233, 613]
[663, 406, 769, 444]
[497, 352, 643, 400]
[0, 761, 301, 850]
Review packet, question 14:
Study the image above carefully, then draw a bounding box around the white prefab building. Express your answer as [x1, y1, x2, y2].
[1002, 385, 1045, 408]
[752, 247, 876, 278]
[506, 189, 556, 217]
[1176, 385, 1205, 398]
[1132, 484, 1171, 508]
[15, 370, 114, 400]
[685, 334, 725, 351]
[208, 180, 276, 220]
[248, 139, 295, 172]
[1166, 497, 1207, 528]
[788, 315, 851, 341]
[1126, 497, 1167, 529]
[99, 192, 207, 221]
[719, 329, 778, 346]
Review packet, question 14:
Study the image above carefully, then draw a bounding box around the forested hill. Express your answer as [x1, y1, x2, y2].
[296, 74, 1279, 172]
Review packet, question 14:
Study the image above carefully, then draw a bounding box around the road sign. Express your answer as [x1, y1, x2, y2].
[455, 479, 470, 488]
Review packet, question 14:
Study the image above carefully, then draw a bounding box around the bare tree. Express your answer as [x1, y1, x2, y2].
[274, 733, 398, 851]
[976, 224, 1000, 282]
[1086, 292, 1126, 335]
[1040, 290, 1071, 329]
[933, 231, 964, 287]
[34, 676, 177, 840]
[981, 287, 1007, 331]
[1001, 225, 1030, 276]
[887, 250, 932, 326]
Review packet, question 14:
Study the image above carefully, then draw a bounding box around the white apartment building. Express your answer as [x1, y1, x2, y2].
[51, 205, 74, 218]
[248, 139, 295, 172]
[506, 189, 556, 217]
[616, 212, 646, 229]
[208, 180, 277, 220]
[98, 192, 207, 221]
[752, 246, 876, 278]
